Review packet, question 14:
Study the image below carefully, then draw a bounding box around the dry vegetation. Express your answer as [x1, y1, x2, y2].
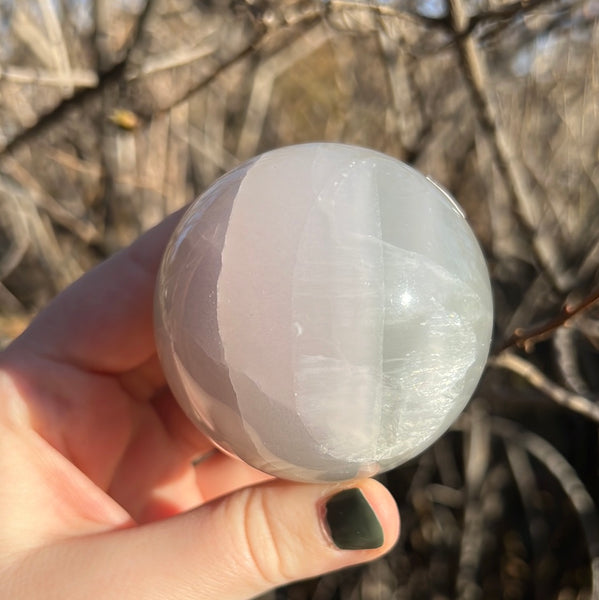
[1, 0, 598, 598]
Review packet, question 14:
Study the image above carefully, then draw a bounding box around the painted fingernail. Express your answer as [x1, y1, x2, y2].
[324, 488, 384, 550]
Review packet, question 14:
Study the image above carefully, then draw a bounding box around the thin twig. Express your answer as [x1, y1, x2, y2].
[497, 286, 599, 352]
[161, 28, 268, 120]
[554, 327, 591, 395]
[139, 112, 169, 230]
[328, 0, 445, 28]
[0, 65, 98, 88]
[236, 21, 331, 158]
[503, 438, 547, 584]
[448, 0, 572, 293]
[127, 35, 217, 79]
[330, 0, 560, 40]
[165, 102, 191, 213]
[491, 417, 599, 596]
[1, 157, 102, 244]
[38, 0, 73, 95]
[11, 8, 54, 68]
[44, 148, 103, 177]
[456, 405, 490, 599]
[499, 273, 555, 351]
[490, 351, 599, 423]
[0, 194, 31, 281]
[0, 0, 155, 157]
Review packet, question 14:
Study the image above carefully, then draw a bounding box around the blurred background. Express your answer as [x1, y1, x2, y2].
[0, 0, 598, 597]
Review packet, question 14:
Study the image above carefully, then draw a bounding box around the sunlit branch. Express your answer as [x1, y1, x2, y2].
[490, 351, 599, 422]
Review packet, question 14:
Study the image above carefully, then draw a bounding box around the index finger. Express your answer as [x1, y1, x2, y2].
[7, 208, 185, 373]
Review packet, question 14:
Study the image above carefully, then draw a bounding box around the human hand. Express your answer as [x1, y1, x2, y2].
[0, 210, 399, 599]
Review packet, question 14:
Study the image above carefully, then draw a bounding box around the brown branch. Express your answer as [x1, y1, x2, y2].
[456, 405, 490, 599]
[465, 0, 563, 38]
[448, 0, 574, 294]
[1, 156, 102, 244]
[145, 9, 325, 126]
[0, 0, 156, 157]
[0, 61, 123, 156]
[330, 0, 564, 40]
[497, 287, 599, 352]
[151, 32, 266, 121]
[126, 35, 217, 80]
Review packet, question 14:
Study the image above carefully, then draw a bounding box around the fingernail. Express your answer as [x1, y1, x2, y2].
[324, 488, 384, 550]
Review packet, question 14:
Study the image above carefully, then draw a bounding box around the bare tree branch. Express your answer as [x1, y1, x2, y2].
[491, 417, 599, 595]
[0, 0, 156, 156]
[491, 351, 599, 422]
[498, 286, 599, 352]
[37, 0, 74, 95]
[448, 0, 575, 293]
[456, 405, 490, 599]
[0, 65, 98, 88]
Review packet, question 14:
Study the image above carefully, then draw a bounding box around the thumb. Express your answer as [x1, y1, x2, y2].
[18, 478, 399, 599]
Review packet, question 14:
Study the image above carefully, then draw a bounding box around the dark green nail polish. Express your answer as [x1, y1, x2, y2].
[324, 488, 384, 550]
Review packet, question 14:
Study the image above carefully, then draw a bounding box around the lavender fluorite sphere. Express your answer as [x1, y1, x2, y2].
[155, 143, 493, 482]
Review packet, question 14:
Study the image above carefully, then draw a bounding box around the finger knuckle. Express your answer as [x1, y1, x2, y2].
[237, 487, 290, 587]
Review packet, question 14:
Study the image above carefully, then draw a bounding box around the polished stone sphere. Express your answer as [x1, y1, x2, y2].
[155, 143, 493, 482]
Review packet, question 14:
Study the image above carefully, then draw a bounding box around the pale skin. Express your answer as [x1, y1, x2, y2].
[0, 210, 400, 599]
